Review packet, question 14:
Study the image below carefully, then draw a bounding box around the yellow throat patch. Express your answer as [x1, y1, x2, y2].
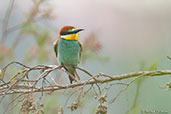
[62, 34, 78, 40]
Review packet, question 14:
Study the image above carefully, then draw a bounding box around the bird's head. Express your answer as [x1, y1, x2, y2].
[59, 26, 84, 40]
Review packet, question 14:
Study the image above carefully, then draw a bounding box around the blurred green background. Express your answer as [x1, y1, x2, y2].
[0, 0, 171, 114]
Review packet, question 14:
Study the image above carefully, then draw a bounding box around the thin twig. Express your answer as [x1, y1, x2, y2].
[109, 75, 144, 104]
[1, 0, 15, 43]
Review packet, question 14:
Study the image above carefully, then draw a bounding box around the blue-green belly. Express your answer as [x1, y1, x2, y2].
[57, 38, 80, 66]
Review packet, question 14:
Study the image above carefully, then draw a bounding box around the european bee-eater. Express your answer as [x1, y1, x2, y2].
[53, 26, 84, 83]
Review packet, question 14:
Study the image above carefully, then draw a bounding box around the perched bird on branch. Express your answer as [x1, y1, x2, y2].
[53, 26, 84, 83]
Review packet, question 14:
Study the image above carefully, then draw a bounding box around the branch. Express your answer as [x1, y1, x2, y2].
[1, 0, 15, 43]
[0, 62, 171, 96]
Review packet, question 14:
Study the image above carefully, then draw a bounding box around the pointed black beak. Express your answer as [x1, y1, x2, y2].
[74, 29, 84, 33]
[61, 29, 84, 35]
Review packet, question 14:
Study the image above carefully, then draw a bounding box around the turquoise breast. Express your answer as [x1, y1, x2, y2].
[57, 38, 81, 66]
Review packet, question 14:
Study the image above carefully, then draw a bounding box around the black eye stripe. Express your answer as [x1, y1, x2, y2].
[61, 31, 76, 35]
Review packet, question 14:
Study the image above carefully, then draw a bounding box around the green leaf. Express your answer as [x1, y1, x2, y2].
[148, 60, 158, 71]
[10, 76, 16, 82]
[19, 70, 23, 77]
[167, 56, 171, 60]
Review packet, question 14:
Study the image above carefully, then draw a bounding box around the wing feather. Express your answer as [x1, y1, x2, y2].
[78, 40, 83, 62]
[53, 38, 60, 57]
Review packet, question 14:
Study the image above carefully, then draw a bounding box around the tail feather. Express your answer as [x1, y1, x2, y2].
[66, 67, 80, 84]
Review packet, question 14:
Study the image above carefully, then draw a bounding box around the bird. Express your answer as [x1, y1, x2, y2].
[53, 26, 84, 84]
